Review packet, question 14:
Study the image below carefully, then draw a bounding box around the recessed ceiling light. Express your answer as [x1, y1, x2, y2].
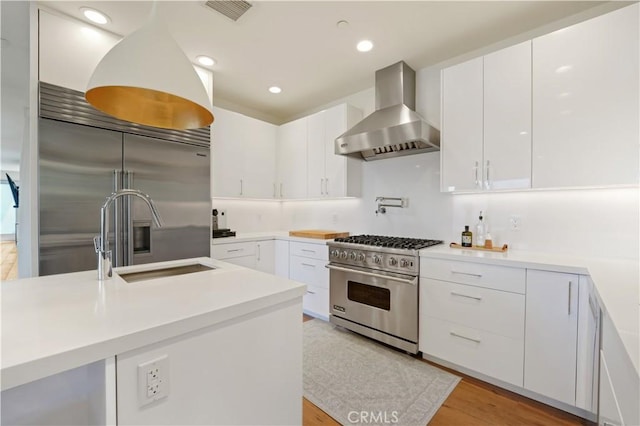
[336, 20, 349, 29]
[357, 40, 374, 52]
[196, 55, 216, 67]
[80, 7, 110, 25]
[269, 86, 282, 94]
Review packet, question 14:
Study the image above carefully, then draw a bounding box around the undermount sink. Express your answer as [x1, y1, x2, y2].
[118, 263, 215, 283]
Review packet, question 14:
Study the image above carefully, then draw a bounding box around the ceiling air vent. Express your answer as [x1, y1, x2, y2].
[204, 0, 252, 21]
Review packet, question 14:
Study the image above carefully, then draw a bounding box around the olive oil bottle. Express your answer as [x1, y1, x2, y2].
[461, 225, 473, 247]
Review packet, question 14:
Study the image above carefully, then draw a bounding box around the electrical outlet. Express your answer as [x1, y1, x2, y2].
[509, 215, 521, 231]
[138, 355, 170, 406]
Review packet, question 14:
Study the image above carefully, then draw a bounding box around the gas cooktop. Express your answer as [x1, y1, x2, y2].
[332, 234, 443, 251]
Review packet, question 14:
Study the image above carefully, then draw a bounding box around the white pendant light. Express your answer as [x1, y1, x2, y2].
[85, 5, 213, 130]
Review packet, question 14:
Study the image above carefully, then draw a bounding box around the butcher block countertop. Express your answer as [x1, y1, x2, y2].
[419, 245, 639, 376]
[0, 257, 306, 391]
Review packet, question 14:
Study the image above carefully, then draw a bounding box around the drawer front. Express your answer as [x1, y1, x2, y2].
[420, 258, 525, 294]
[289, 241, 328, 260]
[211, 242, 256, 260]
[303, 284, 329, 319]
[420, 316, 524, 386]
[289, 255, 329, 289]
[421, 278, 525, 339]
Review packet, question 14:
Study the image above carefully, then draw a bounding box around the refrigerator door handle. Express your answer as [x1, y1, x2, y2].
[124, 170, 134, 265]
[113, 169, 124, 267]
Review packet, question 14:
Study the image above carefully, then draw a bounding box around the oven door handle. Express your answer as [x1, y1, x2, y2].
[325, 264, 417, 285]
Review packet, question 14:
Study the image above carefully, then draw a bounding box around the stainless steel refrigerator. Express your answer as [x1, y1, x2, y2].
[38, 83, 211, 276]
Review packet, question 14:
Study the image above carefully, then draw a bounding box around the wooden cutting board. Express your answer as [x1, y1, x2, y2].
[288, 230, 349, 240]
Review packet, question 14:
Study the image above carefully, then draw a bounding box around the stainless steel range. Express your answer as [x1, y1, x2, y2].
[327, 235, 443, 354]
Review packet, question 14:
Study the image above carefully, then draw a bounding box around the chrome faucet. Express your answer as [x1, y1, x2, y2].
[93, 189, 163, 281]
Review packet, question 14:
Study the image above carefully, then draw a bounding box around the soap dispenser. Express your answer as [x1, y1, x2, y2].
[475, 211, 486, 247]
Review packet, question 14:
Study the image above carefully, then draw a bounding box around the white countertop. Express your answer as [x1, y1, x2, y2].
[211, 231, 336, 245]
[0, 257, 306, 391]
[419, 245, 639, 375]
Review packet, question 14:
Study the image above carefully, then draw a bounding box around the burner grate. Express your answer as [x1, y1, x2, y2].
[333, 234, 443, 250]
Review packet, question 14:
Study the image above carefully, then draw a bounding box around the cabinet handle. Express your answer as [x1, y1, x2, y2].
[568, 281, 572, 315]
[450, 331, 481, 344]
[451, 291, 482, 301]
[325, 178, 329, 195]
[451, 270, 482, 278]
[301, 249, 316, 254]
[280, 183, 283, 198]
[227, 248, 244, 253]
[320, 178, 324, 195]
[485, 160, 491, 190]
[603, 422, 619, 426]
[240, 179, 243, 196]
[273, 183, 276, 198]
[256, 244, 261, 261]
[306, 290, 316, 295]
[302, 263, 316, 268]
[474, 161, 480, 188]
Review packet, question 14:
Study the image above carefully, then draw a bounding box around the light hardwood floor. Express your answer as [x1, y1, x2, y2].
[1, 241, 18, 281]
[302, 315, 589, 426]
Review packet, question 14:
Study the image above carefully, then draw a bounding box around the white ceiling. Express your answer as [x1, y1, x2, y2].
[39, 0, 613, 124]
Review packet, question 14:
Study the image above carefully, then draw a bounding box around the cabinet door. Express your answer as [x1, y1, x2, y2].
[274, 240, 289, 278]
[212, 107, 244, 197]
[524, 270, 579, 405]
[243, 119, 277, 199]
[306, 111, 326, 198]
[484, 41, 531, 190]
[532, 4, 639, 188]
[255, 240, 275, 274]
[277, 118, 308, 199]
[576, 276, 599, 414]
[441, 57, 484, 192]
[324, 104, 363, 198]
[599, 351, 624, 426]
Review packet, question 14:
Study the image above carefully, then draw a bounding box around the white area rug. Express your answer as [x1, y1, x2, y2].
[303, 320, 460, 426]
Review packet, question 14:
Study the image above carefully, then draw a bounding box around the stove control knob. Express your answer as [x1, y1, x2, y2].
[330, 249, 339, 258]
[372, 255, 382, 264]
[349, 251, 357, 261]
[389, 257, 398, 267]
[400, 258, 410, 268]
[357, 253, 366, 262]
[340, 250, 348, 260]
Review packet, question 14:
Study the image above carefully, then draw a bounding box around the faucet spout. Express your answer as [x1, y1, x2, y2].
[95, 189, 163, 281]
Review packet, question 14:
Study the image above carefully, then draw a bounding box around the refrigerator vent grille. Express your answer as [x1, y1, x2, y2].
[39, 82, 210, 147]
[203, 0, 252, 21]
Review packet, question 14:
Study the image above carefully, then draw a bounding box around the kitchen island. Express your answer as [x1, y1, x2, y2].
[1, 257, 306, 425]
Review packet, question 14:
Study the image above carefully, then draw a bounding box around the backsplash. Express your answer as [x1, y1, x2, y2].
[213, 152, 638, 260]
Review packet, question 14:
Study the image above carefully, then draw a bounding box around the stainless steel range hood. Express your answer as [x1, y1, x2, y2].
[335, 61, 440, 161]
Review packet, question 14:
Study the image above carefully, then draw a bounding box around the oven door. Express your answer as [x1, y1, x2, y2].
[327, 263, 418, 343]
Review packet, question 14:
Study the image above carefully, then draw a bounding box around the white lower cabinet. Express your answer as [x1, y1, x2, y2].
[599, 309, 640, 426]
[524, 270, 579, 406]
[255, 240, 275, 274]
[288, 241, 329, 319]
[599, 351, 624, 426]
[420, 256, 601, 417]
[274, 240, 289, 278]
[420, 260, 526, 386]
[211, 240, 275, 273]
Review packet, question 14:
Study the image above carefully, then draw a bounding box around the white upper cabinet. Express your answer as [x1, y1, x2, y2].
[212, 107, 277, 199]
[306, 104, 363, 198]
[484, 41, 532, 190]
[276, 117, 308, 199]
[441, 57, 484, 192]
[532, 4, 639, 188]
[277, 103, 362, 199]
[323, 104, 363, 198]
[441, 41, 532, 192]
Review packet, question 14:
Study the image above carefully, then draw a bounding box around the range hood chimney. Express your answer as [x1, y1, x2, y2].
[335, 61, 440, 161]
